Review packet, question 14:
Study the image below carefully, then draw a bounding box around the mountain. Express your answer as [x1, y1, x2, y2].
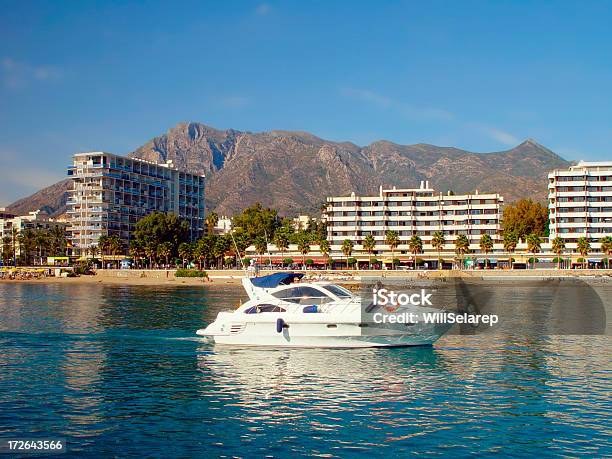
[6, 179, 71, 218]
[129, 123, 569, 214]
[7, 123, 570, 217]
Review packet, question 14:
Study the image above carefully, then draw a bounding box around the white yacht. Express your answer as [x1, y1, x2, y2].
[196, 273, 451, 348]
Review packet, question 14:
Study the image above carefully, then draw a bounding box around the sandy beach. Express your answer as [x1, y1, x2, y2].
[2, 268, 611, 286]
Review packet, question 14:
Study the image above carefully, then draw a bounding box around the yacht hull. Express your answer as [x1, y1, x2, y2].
[196, 320, 450, 348]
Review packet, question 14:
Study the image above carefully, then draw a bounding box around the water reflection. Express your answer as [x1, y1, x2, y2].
[0, 283, 610, 457]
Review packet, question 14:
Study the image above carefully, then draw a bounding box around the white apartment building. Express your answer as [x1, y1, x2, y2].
[548, 161, 612, 251]
[326, 182, 503, 257]
[67, 152, 205, 256]
[0, 209, 68, 258]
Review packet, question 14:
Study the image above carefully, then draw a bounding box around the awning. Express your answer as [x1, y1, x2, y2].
[251, 272, 304, 288]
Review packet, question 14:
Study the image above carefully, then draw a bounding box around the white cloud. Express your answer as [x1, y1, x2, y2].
[255, 3, 271, 15]
[471, 125, 519, 146]
[1, 57, 63, 89]
[341, 87, 454, 121]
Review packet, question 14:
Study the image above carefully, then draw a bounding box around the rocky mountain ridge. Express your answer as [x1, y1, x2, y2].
[7, 122, 570, 217]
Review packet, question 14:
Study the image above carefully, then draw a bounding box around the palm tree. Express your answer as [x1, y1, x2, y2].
[213, 236, 229, 269]
[88, 244, 99, 258]
[145, 242, 157, 269]
[503, 231, 518, 253]
[600, 236, 612, 269]
[341, 239, 354, 269]
[408, 235, 423, 270]
[273, 232, 289, 262]
[178, 242, 193, 268]
[385, 230, 400, 269]
[319, 239, 331, 269]
[297, 235, 311, 268]
[98, 235, 110, 268]
[18, 229, 36, 266]
[576, 236, 591, 269]
[551, 236, 566, 270]
[108, 236, 124, 268]
[11, 228, 19, 266]
[454, 234, 470, 269]
[254, 237, 267, 265]
[157, 241, 173, 267]
[362, 234, 376, 269]
[2, 235, 12, 266]
[525, 233, 541, 269]
[205, 211, 219, 235]
[129, 240, 144, 268]
[34, 229, 49, 265]
[479, 234, 493, 269]
[193, 239, 209, 270]
[431, 231, 445, 269]
[48, 225, 67, 257]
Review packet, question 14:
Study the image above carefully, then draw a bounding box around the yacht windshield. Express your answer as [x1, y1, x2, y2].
[272, 286, 333, 305]
[322, 284, 353, 299]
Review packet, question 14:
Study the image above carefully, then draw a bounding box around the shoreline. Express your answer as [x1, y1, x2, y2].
[1, 268, 611, 286]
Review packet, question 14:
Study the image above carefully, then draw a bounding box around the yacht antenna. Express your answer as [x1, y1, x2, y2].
[264, 229, 273, 269]
[229, 229, 248, 275]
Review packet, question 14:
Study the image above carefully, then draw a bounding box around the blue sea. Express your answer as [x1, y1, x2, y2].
[0, 283, 610, 457]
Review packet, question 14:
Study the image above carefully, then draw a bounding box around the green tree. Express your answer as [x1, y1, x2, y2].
[319, 239, 331, 269]
[525, 233, 541, 269]
[503, 231, 518, 254]
[408, 235, 423, 270]
[254, 236, 268, 264]
[205, 211, 219, 235]
[157, 241, 173, 267]
[34, 229, 49, 265]
[51, 226, 68, 256]
[232, 203, 279, 243]
[98, 235, 111, 268]
[108, 235, 124, 267]
[18, 229, 36, 266]
[213, 235, 230, 269]
[479, 234, 494, 268]
[551, 237, 566, 270]
[600, 236, 612, 269]
[385, 230, 400, 270]
[134, 211, 190, 251]
[273, 230, 290, 261]
[502, 199, 549, 239]
[431, 231, 446, 269]
[576, 236, 591, 269]
[88, 245, 99, 260]
[297, 235, 311, 268]
[145, 242, 157, 268]
[454, 234, 470, 269]
[341, 239, 354, 269]
[11, 228, 19, 266]
[129, 240, 144, 269]
[2, 235, 12, 266]
[362, 234, 376, 269]
[178, 242, 194, 268]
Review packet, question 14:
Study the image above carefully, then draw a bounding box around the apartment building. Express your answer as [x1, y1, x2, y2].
[325, 182, 503, 257]
[548, 161, 612, 250]
[0, 209, 68, 258]
[67, 152, 205, 256]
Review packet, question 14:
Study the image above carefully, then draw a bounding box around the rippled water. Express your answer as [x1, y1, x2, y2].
[0, 283, 610, 457]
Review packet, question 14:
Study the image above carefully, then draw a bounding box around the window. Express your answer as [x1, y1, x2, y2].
[322, 284, 353, 299]
[272, 287, 333, 305]
[244, 304, 286, 314]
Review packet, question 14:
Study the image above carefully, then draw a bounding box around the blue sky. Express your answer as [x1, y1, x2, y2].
[1, 0, 611, 204]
